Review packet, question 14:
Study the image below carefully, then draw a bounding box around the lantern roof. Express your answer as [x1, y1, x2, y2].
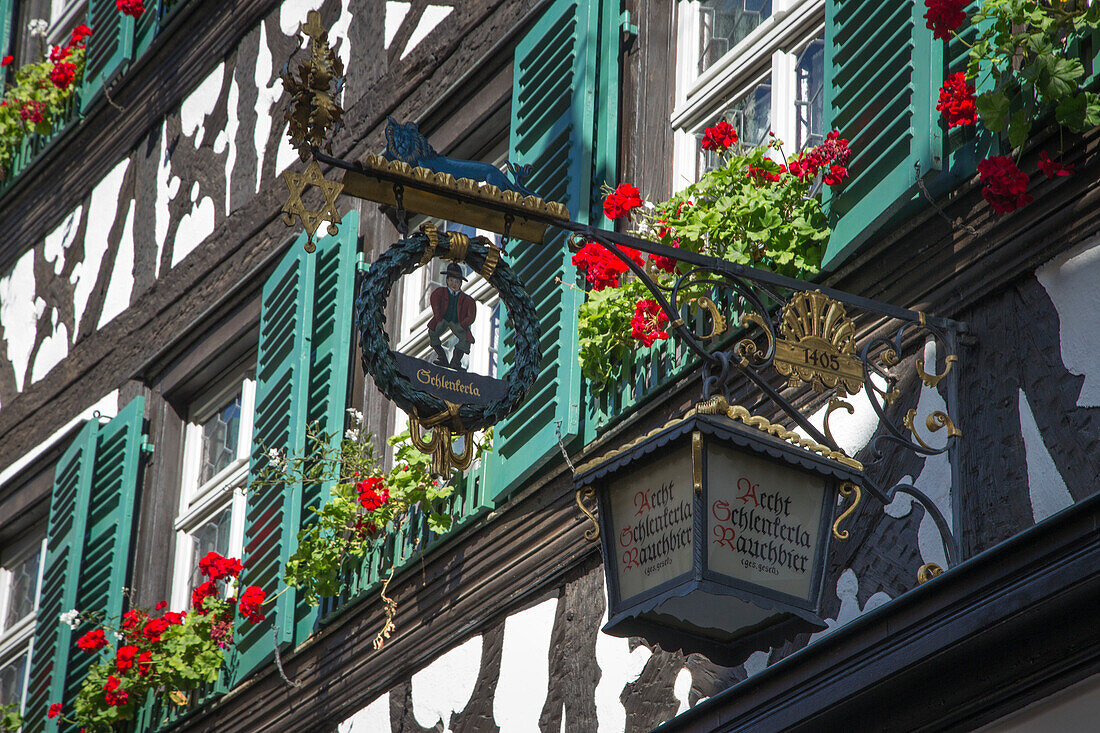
[575, 396, 863, 488]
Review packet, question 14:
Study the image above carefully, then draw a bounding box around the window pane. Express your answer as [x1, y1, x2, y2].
[796, 39, 825, 151]
[695, 82, 772, 178]
[188, 506, 234, 590]
[3, 551, 40, 629]
[0, 651, 27, 707]
[698, 0, 773, 75]
[200, 393, 242, 485]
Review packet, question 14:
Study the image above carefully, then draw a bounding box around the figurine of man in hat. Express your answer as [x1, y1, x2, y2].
[428, 262, 477, 370]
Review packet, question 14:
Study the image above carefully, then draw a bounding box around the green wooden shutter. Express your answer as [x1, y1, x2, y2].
[486, 0, 620, 500]
[0, 0, 13, 94]
[81, 0, 136, 113]
[26, 397, 146, 733]
[821, 0, 942, 268]
[132, 0, 160, 59]
[234, 212, 358, 682]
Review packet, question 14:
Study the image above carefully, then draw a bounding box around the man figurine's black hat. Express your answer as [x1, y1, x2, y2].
[444, 263, 467, 282]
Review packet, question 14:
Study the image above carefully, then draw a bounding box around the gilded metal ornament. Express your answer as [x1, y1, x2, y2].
[916, 353, 958, 388]
[281, 160, 344, 251]
[832, 481, 862, 541]
[917, 563, 944, 583]
[408, 415, 474, 476]
[282, 10, 344, 160]
[575, 487, 600, 542]
[773, 291, 864, 396]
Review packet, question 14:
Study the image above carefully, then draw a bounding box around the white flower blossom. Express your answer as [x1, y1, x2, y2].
[59, 609, 81, 628]
[27, 18, 48, 36]
[266, 448, 285, 470]
[346, 407, 363, 427]
[345, 428, 358, 441]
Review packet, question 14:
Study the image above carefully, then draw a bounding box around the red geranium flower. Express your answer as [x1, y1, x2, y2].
[20, 100, 46, 124]
[356, 476, 389, 511]
[163, 611, 185, 625]
[191, 580, 218, 612]
[198, 551, 243, 581]
[77, 628, 107, 652]
[155, 601, 167, 610]
[48, 45, 70, 62]
[50, 61, 77, 90]
[105, 688, 129, 706]
[138, 651, 154, 676]
[115, 645, 139, 672]
[571, 242, 643, 291]
[823, 164, 849, 186]
[937, 72, 976, 127]
[630, 300, 670, 347]
[701, 120, 738, 152]
[977, 155, 1032, 213]
[116, 0, 145, 18]
[142, 616, 171, 643]
[104, 675, 122, 693]
[1037, 151, 1073, 178]
[71, 24, 93, 45]
[924, 0, 966, 41]
[1, 56, 12, 67]
[238, 586, 266, 624]
[47, 703, 62, 719]
[602, 183, 644, 220]
[120, 608, 142, 633]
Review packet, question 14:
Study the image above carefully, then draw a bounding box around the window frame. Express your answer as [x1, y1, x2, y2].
[0, 531, 46, 712]
[672, 0, 826, 189]
[168, 373, 255, 611]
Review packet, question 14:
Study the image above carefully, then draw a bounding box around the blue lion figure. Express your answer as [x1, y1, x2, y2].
[383, 118, 539, 199]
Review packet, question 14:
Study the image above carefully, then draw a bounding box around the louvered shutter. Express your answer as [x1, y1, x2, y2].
[821, 0, 942, 268]
[81, 0, 135, 113]
[234, 212, 358, 682]
[26, 397, 146, 733]
[0, 0, 13, 94]
[132, 0, 160, 59]
[486, 0, 620, 500]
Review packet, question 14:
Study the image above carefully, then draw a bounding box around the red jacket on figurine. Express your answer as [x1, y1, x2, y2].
[428, 285, 477, 343]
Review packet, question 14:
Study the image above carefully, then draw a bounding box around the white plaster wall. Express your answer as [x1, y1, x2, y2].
[494, 597, 559, 732]
[1018, 389, 1073, 523]
[1036, 235, 1100, 407]
[42, 205, 81, 276]
[808, 568, 891, 642]
[73, 157, 129, 341]
[410, 634, 482, 731]
[595, 609, 652, 732]
[401, 5, 454, 59]
[0, 250, 38, 393]
[336, 694, 389, 733]
[97, 198, 136, 330]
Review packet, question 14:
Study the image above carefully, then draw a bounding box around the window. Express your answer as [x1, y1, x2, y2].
[170, 374, 255, 609]
[0, 533, 45, 714]
[673, 0, 825, 186]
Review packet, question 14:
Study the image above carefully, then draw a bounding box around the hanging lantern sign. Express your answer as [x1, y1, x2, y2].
[573, 396, 863, 666]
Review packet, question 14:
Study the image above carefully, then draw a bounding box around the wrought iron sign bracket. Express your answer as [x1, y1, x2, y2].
[545, 220, 968, 577]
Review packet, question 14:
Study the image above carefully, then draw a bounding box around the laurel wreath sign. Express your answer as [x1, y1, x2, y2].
[355, 229, 541, 433]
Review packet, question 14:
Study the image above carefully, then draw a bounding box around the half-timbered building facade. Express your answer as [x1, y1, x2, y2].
[1, 0, 1098, 731]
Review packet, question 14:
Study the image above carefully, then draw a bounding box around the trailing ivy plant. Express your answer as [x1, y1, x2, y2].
[574, 125, 845, 391]
[274, 410, 490, 646]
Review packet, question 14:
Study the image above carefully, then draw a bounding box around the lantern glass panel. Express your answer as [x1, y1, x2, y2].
[607, 448, 694, 603]
[707, 447, 828, 602]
